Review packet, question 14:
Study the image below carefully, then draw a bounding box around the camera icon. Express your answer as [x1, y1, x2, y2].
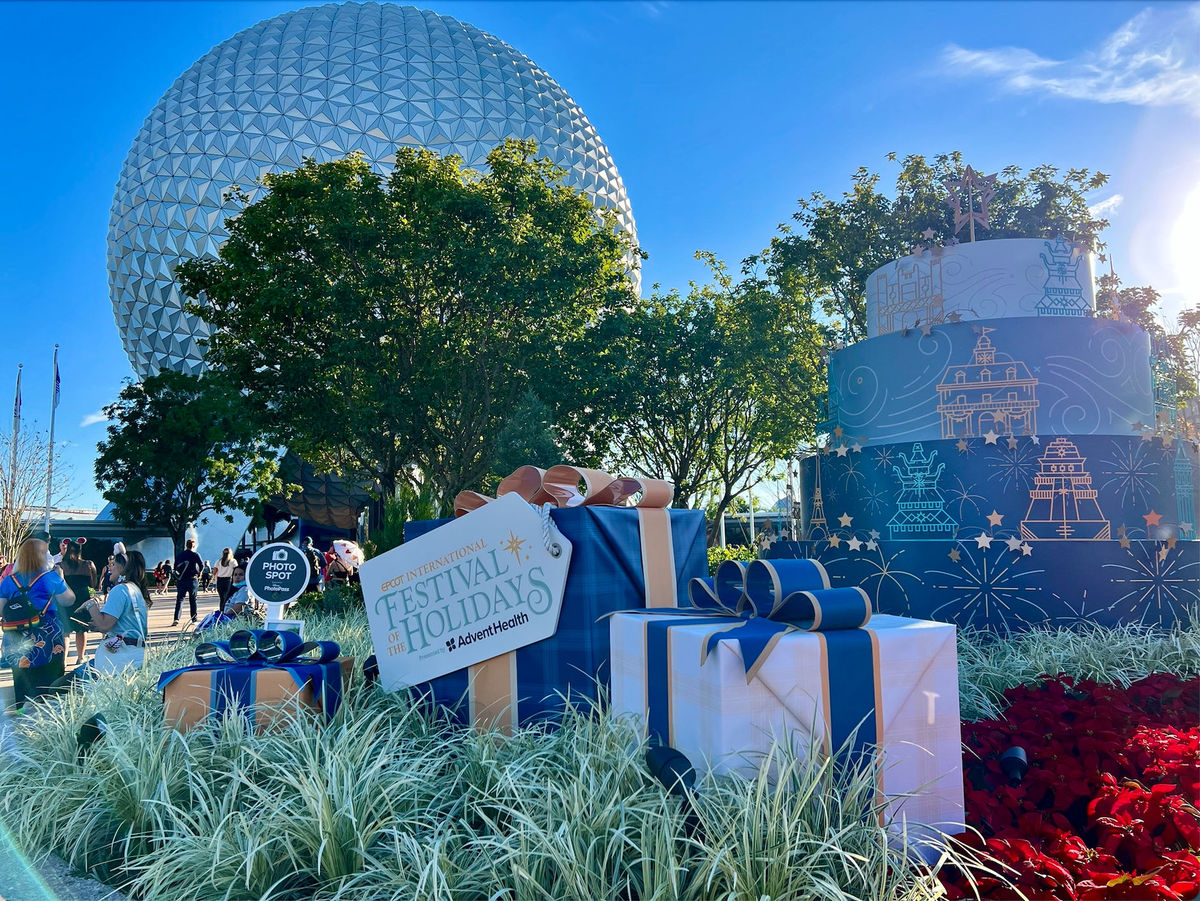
[272, 549, 289, 562]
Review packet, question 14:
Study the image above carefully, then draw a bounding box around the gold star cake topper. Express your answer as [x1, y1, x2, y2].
[943, 165, 998, 242]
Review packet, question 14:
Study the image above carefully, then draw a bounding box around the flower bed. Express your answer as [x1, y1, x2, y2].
[940, 673, 1200, 900]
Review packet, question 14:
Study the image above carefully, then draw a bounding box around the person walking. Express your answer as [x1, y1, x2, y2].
[171, 539, 204, 627]
[0, 537, 72, 713]
[79, 551, 149, 674]
[200, 560, 213, 592]
[213, 548, 235, 612]
[59, 541, 96, 665]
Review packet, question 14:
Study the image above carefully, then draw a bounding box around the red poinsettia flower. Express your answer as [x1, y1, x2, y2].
[939, 672, 1200, 900]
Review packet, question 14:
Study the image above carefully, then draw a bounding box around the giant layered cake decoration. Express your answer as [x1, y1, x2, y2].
[770, 176, 1198, 631]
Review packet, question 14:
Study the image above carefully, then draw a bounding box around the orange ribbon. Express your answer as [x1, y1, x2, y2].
[452, 465, 678, 734]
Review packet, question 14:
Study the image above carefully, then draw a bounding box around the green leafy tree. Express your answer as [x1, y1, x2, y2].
[94, 371, 283, 552]
[177, 140, 637, 507]
[600, 255, 826, 540]
[481, 390, 564, 494]
[770, 152, 1111, 341]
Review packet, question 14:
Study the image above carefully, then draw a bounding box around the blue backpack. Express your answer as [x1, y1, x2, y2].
[2, 572, 50, 635]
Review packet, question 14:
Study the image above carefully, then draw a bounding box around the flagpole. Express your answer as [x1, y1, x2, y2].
[43, 346, 58, 537]
[7, 364, 20, 527]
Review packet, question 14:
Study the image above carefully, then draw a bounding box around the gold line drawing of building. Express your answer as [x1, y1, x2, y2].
[936, 328, 1039, 439]
[874, 254, 945, 335]
[1020, 438, 1111, 540]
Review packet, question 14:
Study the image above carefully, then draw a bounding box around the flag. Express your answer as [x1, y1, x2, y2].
[52, 355, 60, 410]
[11, 366, 20, 434]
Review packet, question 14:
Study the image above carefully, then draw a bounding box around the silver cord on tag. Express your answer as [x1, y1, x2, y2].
[539, 503, 562, 557]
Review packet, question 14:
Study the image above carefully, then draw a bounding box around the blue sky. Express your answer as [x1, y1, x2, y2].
[1, 0, 1197, 511]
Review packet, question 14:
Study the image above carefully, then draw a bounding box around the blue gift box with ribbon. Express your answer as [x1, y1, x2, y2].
[158, 629, 353, 732]
[610, 559, 964, 835]
[403, 504, 707, 730]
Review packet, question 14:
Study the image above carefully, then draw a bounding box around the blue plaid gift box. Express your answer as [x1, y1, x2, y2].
[404, 503, 706, 729]
[159, 629, 352, 733]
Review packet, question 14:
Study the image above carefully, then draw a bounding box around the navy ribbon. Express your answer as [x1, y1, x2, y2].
[158, 629, 344, 727]
[643, 559, 880, 767]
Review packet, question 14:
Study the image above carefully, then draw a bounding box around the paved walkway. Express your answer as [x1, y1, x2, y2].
[0, 585, 224, 709]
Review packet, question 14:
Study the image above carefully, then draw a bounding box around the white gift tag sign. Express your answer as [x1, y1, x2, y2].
[359, 493, 572, 691]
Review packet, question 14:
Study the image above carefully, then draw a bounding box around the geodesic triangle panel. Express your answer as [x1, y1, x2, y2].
[108, 2, 638, 377]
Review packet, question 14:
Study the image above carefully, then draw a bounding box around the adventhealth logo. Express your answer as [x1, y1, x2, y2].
[447, 612, 530, 651]
[373, 540, 553, 654]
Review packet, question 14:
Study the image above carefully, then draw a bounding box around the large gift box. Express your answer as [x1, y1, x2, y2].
[159, 629, 353, 733]
[403, 465, 707, 730]
[610, 559, 964, 835]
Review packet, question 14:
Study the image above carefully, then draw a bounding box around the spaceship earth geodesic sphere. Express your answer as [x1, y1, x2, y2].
[108, 2, 638, 377]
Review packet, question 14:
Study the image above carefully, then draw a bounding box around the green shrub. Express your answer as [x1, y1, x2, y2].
[706, 543, 757, 575]
[363, 482, 440, 559]
[290, 583, 364, 616]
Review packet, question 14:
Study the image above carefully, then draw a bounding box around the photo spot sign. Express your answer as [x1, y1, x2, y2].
[246, 543, 311, 622]
[359, 493, 573, 690]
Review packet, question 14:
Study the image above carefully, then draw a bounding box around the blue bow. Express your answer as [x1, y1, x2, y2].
[158, 629, 344, 726]
[671, 558, 872, 680]
[643, 559, 881, 765]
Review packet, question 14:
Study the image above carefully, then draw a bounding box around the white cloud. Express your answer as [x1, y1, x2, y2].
[79, 411, 107, 427]
[1088, 193, 1124, 218]
[943, 5, 1200, 114]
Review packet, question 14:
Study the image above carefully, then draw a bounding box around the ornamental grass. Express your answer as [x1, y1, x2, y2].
[0, 612, 1195, 900]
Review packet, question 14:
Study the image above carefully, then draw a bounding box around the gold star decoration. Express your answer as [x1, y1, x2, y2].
[1166, 536, 1178, 550]
[943, 165, 998, 241]
[1158, 546, 1169, 563]
[956, 439, 969, 453]
[1020, 543, 1033, 556]
[500, 532, 527, 564]
[1119, 535, 1131, 549]
[948, 547, 961, 562]
[833, 426, 844, 438]
[827, 535, 842, 549]
[1007, 436, 1019, 450]
[983, 430, 999, 445]
[838, 513, 853, 528]
[987, 510, 1004, 527]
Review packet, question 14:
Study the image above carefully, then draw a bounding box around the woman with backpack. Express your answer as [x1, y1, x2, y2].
[0, 537, 73, 713]
[77, 551, 149, 674]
